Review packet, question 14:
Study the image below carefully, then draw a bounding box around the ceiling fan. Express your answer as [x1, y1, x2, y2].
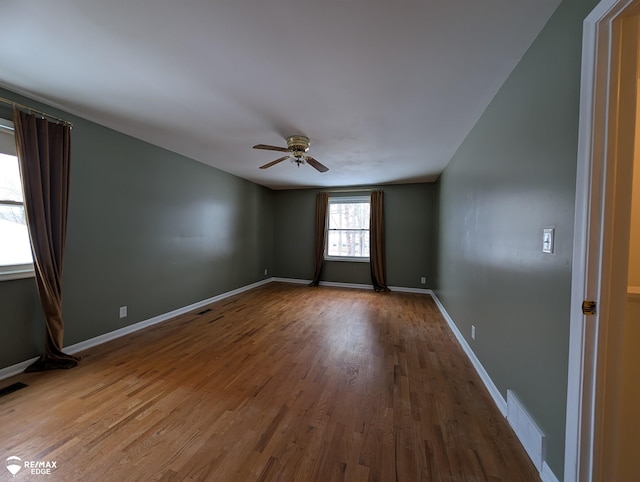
[253, 135, 329, 172]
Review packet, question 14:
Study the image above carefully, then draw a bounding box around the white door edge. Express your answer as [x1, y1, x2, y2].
[566, 1, 638, 481]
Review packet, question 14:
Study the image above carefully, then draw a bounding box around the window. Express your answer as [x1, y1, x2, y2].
[0, 118, 34, 280]
[325, 196, 370, 261]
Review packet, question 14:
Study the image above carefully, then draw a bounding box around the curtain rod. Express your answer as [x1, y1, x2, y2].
[0, 96, 73, 127]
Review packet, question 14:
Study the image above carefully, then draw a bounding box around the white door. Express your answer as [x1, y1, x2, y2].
[566, 1, 640, 481]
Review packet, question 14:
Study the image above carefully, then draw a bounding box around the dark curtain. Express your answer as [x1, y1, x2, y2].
[309, 192, 329, 287]
[370, 190, 390, 292]
[13, 108, 79, 371]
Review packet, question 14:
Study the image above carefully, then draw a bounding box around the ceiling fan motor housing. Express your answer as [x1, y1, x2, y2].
[287, 136, 310, 157]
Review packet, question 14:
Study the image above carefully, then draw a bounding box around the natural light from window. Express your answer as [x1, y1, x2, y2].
[0, 152, 33, 267]
[326, 196, 370, 260]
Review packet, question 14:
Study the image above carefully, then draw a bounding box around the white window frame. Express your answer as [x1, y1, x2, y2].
[0, 118, 34, 281]
[324, 195, 370, 262]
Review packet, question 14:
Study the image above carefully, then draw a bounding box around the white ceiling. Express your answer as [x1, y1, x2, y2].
[0, 0, 560, 190]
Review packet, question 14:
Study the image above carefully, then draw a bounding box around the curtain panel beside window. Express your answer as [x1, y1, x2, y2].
[13, 108, 79, 372]
[370, 190, 390, 292]
[309, 191, 329, 286]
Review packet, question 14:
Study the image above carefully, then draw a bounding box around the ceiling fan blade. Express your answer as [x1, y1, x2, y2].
[259, 156, 290, 169]
[306, 156, 329, 173]
[253, 144, 289, 152]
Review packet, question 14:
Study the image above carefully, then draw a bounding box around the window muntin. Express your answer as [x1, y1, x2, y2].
[325, 196, 370, 261]
[0, 119, 34, 280]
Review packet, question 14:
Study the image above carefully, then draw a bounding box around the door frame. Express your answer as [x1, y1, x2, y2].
[566, 0, 638, 480]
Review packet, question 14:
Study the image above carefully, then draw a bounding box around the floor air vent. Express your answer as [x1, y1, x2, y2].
[0, 382, 28, 398]
[507, 390, 545, 472]
[198, 308, 212, 315]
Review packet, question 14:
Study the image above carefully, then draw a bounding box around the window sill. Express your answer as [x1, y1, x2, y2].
[0, 266, 35, 281]
[324, 256, 370, 263]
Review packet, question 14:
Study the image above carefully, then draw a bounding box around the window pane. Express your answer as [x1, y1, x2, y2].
[0, 153, 24, 202]
[328, 202, 370, 230]
[327, 230, 341, 256]
[0, 204, 33, 266]
[327, 229, 370, 257]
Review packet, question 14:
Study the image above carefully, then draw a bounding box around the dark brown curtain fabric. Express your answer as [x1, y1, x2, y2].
[13, 108, 79, 372]
[309, 191, 329, 287]
[370, 190, 390, 292]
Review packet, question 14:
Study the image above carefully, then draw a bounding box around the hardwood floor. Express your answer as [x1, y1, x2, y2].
[0, 282, 540, 481]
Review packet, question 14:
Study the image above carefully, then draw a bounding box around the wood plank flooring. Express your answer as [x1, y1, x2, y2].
[0, 282, 540, 481]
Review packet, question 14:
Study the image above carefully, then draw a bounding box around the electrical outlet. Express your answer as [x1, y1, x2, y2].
[420, 276, 426, 284]
[471, 325, 476, 340]
[119, 306, 127, 319]
[264, 269, 268, 276]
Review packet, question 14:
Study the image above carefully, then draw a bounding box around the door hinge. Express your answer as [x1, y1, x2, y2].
[582, 300, 597, 316]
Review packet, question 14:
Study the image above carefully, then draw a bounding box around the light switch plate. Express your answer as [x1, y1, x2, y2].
[542, 228, 554, 254]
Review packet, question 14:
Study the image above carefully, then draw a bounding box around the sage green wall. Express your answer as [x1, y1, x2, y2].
[0, 88, 274, 368]
[273, 183, 436, 288]
[435, 0, 598, 477]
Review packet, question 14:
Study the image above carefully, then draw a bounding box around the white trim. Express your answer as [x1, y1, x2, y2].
[277, 277, 509, 418]
[271, 277, 432, 294]
[429, 292, 508, 416]
[0, 278, 272, 382]
[319, 281, 373, 290]
[627, 286, 640, 300]
[0, 118, 14, 132]
[271, 277, 309, 285]
[389, 286, 431, 295]
[0, 267, 35, 281]
[565, 10, 602, 480]
[541, 462, 561, 482]
[324, 256, 370, 263]
[326, 194, 370, 261]
[63, 278, 272, 355]
[431, 292, 562, 482]
[0, 356, 39, 381]
[1, 278, 430, 381]
[567, 2, 637, 481]
[0, 276, 556, 481]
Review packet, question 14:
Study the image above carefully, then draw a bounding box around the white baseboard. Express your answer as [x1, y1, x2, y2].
[272, 277, 372, 290]
[0, 278, 560, 482]
[271, 277, 309, 284]
[1, 278, 428, 381]
[541, 462, 560, 482]
[390, 286, 431, 295]
[429, 292, 507, 416]
[0, 278, 273, 382]
[271, 277, 432, 294]
[430, 292, 559, 482]
[0, 357, 40, 381]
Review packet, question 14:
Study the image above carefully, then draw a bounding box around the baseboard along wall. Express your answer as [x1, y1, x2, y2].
[430, 291, 558, 482]
[0, 278, 274, 382]
[0, 277, 558, 482]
